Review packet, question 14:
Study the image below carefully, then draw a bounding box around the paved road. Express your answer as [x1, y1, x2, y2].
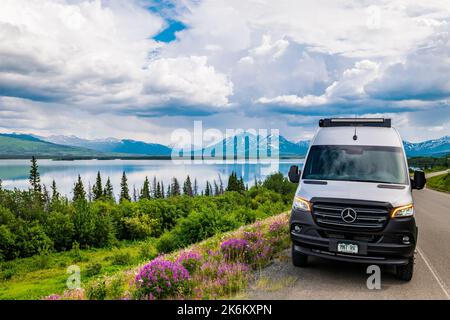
[245, 184, 450, 300]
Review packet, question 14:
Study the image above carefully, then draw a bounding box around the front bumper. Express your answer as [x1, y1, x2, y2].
[290, 208, 417, 266]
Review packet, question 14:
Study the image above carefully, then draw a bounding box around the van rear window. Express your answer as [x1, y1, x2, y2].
[302, 145, 409, 185]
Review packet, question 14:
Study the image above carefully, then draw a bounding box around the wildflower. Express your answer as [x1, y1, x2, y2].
[43, 294, 61, 300]
[134, 258, 191, 300]
[221, 238, 249, 262]
[176, 250, 203, 274]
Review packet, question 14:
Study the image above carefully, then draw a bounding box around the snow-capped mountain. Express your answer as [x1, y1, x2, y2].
[197, 132, 309, 158]
[403, 136, 449, 157]
[42, 135, 172, 156]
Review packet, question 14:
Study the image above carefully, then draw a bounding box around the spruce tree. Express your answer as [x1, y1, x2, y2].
[171, 178, 180, 196]
[161, 182, 165, 199]
[42, 184, 50, 210]
[205, 181, 211, 196]
[51, 179, 59, 202]
[213, 180, 219, 196]
[238, 177, 245, 193]
[141, 176, 151, 199]
[226, 172, 238, 192]
[156, 182, 162, 198]
[29, 156, 41, 194]
[73, 175, 86, 202]
[166, 184, 171, 198]
[92, 171, 103, 201]
[193, 178, 198, 196]
[120, 171, 131, 202]
[183, 175, 193, 197]
[103, 177, 114, 202]
[152, 177, 157, 198]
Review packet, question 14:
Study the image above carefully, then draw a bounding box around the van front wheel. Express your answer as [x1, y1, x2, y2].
[292, 245, 308, 267]
[396, 257, 414, 281]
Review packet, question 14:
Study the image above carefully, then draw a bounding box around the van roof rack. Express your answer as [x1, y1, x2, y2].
[319, 118, 391, 128]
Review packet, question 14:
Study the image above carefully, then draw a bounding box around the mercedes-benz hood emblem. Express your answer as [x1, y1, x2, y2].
[341, 208, 357, 223]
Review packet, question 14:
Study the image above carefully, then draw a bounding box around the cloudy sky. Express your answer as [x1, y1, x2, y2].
[0, 0, 449, 144]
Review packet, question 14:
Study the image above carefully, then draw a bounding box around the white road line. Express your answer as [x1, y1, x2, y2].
[417, 247, 450, 300]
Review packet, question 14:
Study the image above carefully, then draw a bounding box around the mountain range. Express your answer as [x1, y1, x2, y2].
[0, 133, 448, 159]
[43, 135, 172, 156]
[0, 134, 108, 158]
[403, 136, 450, 157]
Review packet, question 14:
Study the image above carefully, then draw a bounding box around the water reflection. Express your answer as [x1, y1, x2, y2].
[0, 159, 304, 198]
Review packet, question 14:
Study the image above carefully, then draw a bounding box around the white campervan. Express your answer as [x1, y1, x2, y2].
[288, 118, 426, 281]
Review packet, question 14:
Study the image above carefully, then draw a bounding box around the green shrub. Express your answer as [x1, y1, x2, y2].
[138, 241, 158, 261]
[262, 172, 297, 198]
[71, 202, 96, 247]
[44, 211, 74, 251]
[230, 208, 256, 225]
[12, 221, 53, 258]
[109, 250, 132, 266]
[121, 215, 157, 240]
[70, 242, 87, 263]
[86, 278, 107, 300]
[85, 263, 102, 277]
[106, 276, 125, 299]
[33, 246, 52, 270]
[156, 232, 180, 253]
[0, 266, 16, 280]
[0, 224, 17, 261]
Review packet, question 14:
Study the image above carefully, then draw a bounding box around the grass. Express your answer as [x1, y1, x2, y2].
[427, 172, 450, 193]
[424, 166, 449, 174]
[0, 239, 157, 300]
[253, 275, 297, 292]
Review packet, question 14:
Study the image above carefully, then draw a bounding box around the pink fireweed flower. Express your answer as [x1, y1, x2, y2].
[134, 258, 190, 300]
[221, 238, 249, 262]
[176, 250, 203, 274]
[43, 294, 61, 300]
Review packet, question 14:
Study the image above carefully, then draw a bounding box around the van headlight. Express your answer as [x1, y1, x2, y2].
[293, 196, 311, 212]
[391, 204, 414, 218]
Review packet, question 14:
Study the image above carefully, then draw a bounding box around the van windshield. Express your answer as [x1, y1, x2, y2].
[302, 145, 409, 184]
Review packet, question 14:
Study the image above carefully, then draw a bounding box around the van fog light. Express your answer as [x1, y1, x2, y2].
[402, 236, 410, 245]
[293, 225, 302, 233]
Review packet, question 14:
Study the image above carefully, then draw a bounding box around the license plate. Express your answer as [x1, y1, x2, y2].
[337, 242, 359, 254]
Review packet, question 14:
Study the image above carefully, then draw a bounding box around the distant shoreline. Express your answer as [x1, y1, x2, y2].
[0, 155, 306, 161]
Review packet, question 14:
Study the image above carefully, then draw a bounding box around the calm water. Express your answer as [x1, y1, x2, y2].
[0, 159, 304, 199]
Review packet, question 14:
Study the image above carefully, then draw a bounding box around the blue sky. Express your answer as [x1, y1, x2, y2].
[153, 20, 186, 43]
[0, 0, 449, 144]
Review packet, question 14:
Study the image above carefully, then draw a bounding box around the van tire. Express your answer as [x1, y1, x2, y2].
[292, 245, 308, 267]
[396, 257, 414, 281]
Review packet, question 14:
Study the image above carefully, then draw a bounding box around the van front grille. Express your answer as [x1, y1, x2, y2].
[311, 198, 392, 232]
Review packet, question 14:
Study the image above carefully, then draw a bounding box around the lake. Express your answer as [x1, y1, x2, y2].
[0, 159, 304, 199]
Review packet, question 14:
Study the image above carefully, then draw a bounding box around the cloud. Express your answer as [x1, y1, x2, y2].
[0, 0, 164, 104]
[365, 28, 450, 101]
[1, 0, 450, 141]
[143, 56, 233, 107]
[256, 60, 380, 108]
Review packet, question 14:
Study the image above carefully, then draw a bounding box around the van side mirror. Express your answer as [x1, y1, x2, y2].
[412, 170, 426, 190]
[288, 165, 301, 183]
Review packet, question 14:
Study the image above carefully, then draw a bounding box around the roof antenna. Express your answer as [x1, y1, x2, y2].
[353, 115, 358, 141]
